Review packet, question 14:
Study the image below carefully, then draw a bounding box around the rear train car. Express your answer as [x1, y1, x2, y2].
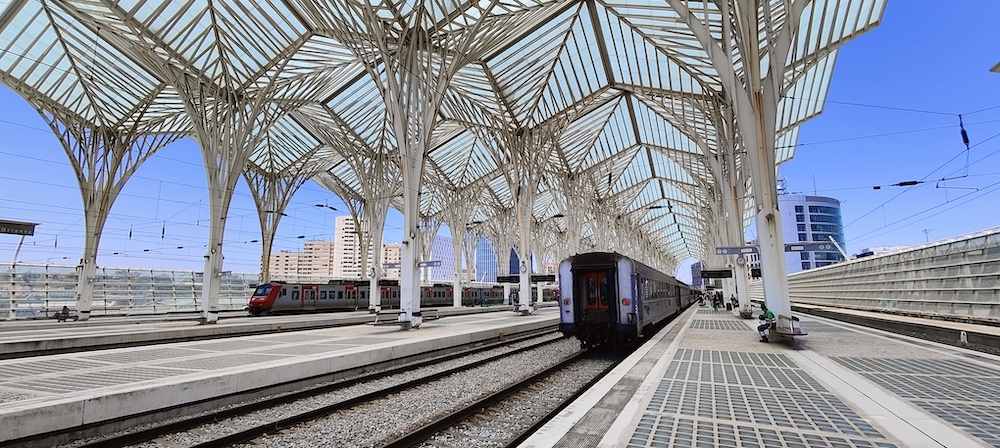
[558, 252, 692, 348]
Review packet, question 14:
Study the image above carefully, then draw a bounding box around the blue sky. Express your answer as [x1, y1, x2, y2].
[1, 0, 998, 280]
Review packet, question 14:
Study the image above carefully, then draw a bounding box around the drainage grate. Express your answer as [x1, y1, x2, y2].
[866, 373, 1000, 402]
[675, 349, 798, 368]
[833, 357, 1000, 377]
[912, 401, 1000, 446]
[627, 415, 896, 448]
[630, 350, 898, 447]
[834, 357, 1000, 447]
[0, 358, 107, 380]
[321, 336, 402, 345]
[89, 347, 208, 364]
[265, 333, 331, 343]
[153, 353, 287, 370]
[7, 366, 190, 394]
[645, 379, 884, 438]
[690, 320, 751, 331]
[795, 322, 846, 333]
[664, 360, 827, 392]
[187, 340, 283, 352]
[252, 344, 347, 356]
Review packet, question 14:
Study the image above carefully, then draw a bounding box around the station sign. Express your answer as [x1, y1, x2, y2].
[700, 269, 733, 279]
[715, 246, 758, 255]
[417, 260, 442, 267]
[0, 219, 37, 236]
[495, 274, 556, 283]
[785, 243, 837, 252]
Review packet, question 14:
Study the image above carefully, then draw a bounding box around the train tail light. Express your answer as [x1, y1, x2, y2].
[622, 298, 630, 306]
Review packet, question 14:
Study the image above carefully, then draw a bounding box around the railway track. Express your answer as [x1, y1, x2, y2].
[16, 329, 562, 448]
[384, 350, 622, 448]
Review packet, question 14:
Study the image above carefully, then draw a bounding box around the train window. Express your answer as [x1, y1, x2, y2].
[586, 277, 597, 305]
[292, 290, 299, 300]
[599, 277, 609, 306]
[320, 291, 327, 300]
[337, 291, 343, 300]
[361, 291, 366, 299]
[394, 291, 399, 298]
[280, 288, 287, 297]
[252, 284, 272, 296]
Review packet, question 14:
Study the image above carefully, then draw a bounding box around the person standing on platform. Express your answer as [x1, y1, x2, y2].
[758, 304, 775, 342]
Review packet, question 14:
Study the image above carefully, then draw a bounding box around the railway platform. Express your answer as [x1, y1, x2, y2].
[521, 303, 1000, 448]
[0, 306, 558, 445]
[0, 304, 527, 359]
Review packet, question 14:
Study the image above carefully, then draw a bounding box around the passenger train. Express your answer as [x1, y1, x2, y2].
[248, 279, 556, 316]
[558, 252, 696, 348]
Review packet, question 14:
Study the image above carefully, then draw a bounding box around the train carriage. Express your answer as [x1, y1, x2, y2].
[248, 279, 547, 315]
[558, 252, 693, 348]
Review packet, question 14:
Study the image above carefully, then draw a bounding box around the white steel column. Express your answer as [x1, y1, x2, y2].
[174, 78, 280, 324]
[245, 166, 317, 284]
[670, 0, 807, 322]
[35, 107, 179, 321]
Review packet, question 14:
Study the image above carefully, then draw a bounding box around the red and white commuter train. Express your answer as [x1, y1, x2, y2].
[248, 279, 556, 316]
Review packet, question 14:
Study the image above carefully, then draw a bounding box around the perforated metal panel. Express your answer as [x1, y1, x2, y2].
[187, 340, 283, 352]
[7, 366, 190, 393]
[628, 416, 896, 448]
[627, 350, 897, 448]
[0, 358, 107, 380]
[252, 344, 351, 356]
[153, 353, 286, 370]
[690, 320, 752, 331]
[794, 322, 846, 333]
[834, 357, 1000, 447]
[89, 347, 207, 364]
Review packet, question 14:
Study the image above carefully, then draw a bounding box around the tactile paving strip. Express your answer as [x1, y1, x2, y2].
[834, 357, 1000, 447]
[690, 320, 751, 331]
[627, 349, 897, 448]
[6, 366, 191, 393]
[699, 309, 734, 315]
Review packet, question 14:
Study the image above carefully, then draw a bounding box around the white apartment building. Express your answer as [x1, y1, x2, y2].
[269, 216, 402, 280]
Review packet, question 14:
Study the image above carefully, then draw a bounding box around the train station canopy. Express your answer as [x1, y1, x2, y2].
[0, 0, 884, 270]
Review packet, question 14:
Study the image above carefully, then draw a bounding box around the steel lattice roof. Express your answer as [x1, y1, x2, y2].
[0, 0, 885, 268]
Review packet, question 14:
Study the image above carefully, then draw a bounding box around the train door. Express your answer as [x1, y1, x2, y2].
[345, 286, 357, 309]
[380, 286, 392, 308]
[421, 286, 432, 305]
[302, 285, 318, 310]
[578, 271, 613, 321]
[444, 287, 452, 306]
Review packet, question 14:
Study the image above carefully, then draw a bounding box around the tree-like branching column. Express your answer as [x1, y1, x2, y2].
[38, 104, 182, 320]
[173, 73, 285, 323]
[319, 1, 498, 328]
[245, 160, 321, 284]
[438, 184, 483, 306]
